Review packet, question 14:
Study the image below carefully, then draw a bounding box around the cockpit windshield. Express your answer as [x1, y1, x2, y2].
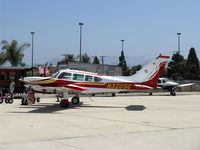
[162, 78, 170, 83]
[51, 72, 59, 78]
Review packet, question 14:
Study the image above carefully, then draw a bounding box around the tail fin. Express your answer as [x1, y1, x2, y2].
[128, 55, 170, 88]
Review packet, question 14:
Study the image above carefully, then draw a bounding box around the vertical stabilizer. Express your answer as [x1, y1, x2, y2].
[127, 55, 170, 88]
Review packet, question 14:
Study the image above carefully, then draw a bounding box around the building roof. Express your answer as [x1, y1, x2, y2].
[0, 66, 34, 72]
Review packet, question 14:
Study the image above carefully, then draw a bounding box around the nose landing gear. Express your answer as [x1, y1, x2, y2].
[59, 96, 80, 108]
[60, 99, 69, 108]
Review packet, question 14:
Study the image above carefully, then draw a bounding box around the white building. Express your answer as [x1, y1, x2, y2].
[57, 62, 122, 76]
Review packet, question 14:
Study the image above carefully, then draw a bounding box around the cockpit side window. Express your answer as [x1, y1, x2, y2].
[58, 72, 72, 80]
[73, 74, 84, 81]
[94, 76, 102, 82]
[85, 75, 93, 82]
[157, 79, 161, 83]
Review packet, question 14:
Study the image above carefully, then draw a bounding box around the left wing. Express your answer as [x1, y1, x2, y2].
[179, 83, 195, 87]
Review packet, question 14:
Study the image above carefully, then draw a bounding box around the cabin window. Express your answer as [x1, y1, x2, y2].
[157, 79, 161, 83]
[58, 72, 72, 80]
[163, 78, 170, 83]
[73, 74, 84, 81]
[85, 75, 93, 81]
[94, 76, 102, 82]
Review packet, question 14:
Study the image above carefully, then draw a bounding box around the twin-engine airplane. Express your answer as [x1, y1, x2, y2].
[148, 78, 194, 96]
[19, 55, 170, 108]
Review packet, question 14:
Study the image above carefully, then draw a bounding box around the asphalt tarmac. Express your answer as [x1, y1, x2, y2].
[0, 92, 200, 150]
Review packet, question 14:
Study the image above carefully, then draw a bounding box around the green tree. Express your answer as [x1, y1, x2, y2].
[0, 51, 6, 65]
[82, 53, 91, 63]
[92, 56, 100, 64]
[62, 54, 76, 63]
[167, 52, 186, 80]
[1, 40, 30, 66]
[130, 64, 142, 75]
[186, 47, 200, 80]
[119, 50, 129, 76]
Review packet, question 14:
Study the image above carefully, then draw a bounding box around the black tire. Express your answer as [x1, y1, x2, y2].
[8, 99, 13, 104]
[71, 97, 80, 105]
[21, 98, 28, 105]
[112, 93, 116, 97]
[0, 98, 3, 104]
[170, 91, 176, 96]
[149, 92, 153, 96]
[60, 99, 69, 108]
[36, 97, 40, 102]
[5, 98, 9, 104]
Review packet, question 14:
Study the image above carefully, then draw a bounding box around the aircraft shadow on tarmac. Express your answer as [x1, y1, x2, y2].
[19, 102, 85, 113]
[125, 105, 146, 111]
[9, 103, 146, 113]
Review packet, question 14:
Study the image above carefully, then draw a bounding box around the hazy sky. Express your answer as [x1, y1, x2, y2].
[1, 0, 200, 66]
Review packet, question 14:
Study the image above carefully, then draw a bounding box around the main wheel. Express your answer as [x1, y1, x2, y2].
[170, 91, 176, 96]
[112, 93, 116, 97]
[149, 92, 153, 96]
[36, 97, 40, 102]
[71, 97, 80, 105]
[5, 98, 9, 104]
[60, 99, 69, 108]
[8, 98, 13, 104]
[21, 98, 28, 105]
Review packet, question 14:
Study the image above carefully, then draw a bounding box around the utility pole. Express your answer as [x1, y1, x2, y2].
[100, 56, 106, 64]
[121, 40, 124, 51]
[177, 33, 181, 53]
[79, 23, 84, 62]
[30, 32, 35, 76]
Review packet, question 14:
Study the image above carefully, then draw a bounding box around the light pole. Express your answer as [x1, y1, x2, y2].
[31, 32, 35, 76]
[79, 23, 84, 62]
[121, 40, 124, 51]
[177, 33, 181, 53]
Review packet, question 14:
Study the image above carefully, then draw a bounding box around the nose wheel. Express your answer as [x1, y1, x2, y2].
[59, 97, 80, 108]
[60, 99, 69, 108]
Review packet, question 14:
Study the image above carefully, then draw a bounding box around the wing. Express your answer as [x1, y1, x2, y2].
[179, 83, 195, 87]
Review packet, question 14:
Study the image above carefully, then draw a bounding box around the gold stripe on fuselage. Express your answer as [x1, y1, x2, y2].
[30, 78, 57, 85]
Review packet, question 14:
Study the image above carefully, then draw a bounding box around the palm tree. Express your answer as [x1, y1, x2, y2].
[1, 40, 30, 66]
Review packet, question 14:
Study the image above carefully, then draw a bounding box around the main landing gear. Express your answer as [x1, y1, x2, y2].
[170, 91, 176, 96]
[60, 97, 80, 108]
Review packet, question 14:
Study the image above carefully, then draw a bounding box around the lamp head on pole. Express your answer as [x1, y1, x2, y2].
[31, 32, 35, 35]
[79, 23, 84, 26]
[177, 32, 181, 36]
